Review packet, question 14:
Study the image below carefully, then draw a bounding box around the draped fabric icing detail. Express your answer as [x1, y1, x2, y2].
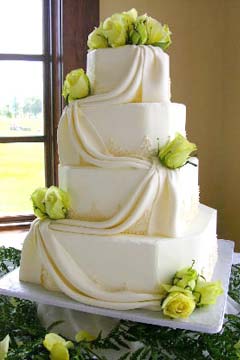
[25, 46, 174, 310]
[32, 220, 162, 310]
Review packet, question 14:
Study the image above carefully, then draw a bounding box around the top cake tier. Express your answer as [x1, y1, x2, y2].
[87, 45, 171, 103]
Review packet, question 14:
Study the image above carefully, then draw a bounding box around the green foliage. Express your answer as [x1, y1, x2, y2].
[0, 247, 21, 277]
[229, 264, 240, 304]
[2, 104, 12, 118]
[0, 246, 239, 360]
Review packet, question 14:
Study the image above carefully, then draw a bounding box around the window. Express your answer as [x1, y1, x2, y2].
[0, 0, 99, 230]
[0, 0, 59, 229]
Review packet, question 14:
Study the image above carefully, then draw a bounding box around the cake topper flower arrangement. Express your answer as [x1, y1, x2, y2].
[88, 8, 172, 50]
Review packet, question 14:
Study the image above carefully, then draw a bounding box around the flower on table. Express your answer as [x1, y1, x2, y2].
[43, 333, 73, 360]
[42, 331, 96, 360]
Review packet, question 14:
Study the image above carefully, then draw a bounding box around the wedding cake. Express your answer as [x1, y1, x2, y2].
[20, 10, 218, 313]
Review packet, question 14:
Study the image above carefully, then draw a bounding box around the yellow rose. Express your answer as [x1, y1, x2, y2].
[111, 9, 137, 31]
[129, 18, 148, 45]
[173, 264, 198, 291]
[31, 187, 47, 220]
[146, 17, 172, 50]
[161, 291, 196, 319]
[146, 16, 164, 44]
[43, 333, 73, 352]
[194, 280, 224, 306]
[45, 186, 70, 220]
[50, 343, 69, 360]
[102, 16, 127, 47]
[159, 133, 197, 169]
[43, 333, 73, 360]
[62, 68, 90, 104]
[87, 26, 108, 49]
[122, 8, 138, 25]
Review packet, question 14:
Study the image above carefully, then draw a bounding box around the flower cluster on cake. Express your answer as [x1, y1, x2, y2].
[19, 8, 222, 320]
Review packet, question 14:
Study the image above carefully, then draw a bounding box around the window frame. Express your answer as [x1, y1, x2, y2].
[0, 0, 99, 230]
[0, 0, 59, 229]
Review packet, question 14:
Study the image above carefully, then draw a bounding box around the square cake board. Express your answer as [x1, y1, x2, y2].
[0, 239, 235, 334]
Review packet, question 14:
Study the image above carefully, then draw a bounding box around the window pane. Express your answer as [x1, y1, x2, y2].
[0, 0, 43, 54]
[0, 61, 43, 137]
[0, 143, 45, 216]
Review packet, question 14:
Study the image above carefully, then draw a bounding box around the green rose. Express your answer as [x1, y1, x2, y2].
[146, 17, 172, 50]
[194, 280, 224, 306]
[156, 24, 172, 50]
[62, 68, 90, 104]
[102, 16, 127, 48]
[43, 333, 73, 360]
[45, 186, 70, 220]
[158, 133, 197, 169]
[0, 335, 10, 360]
[122, 8, 138, 26]
[173, 264, 199, 291]
[87, 25, 108, 49]
[129, 18, 148, 45]
[111, 9, 137, 32]
[161, 291, 196, 319]
[31, 187, 48, 220]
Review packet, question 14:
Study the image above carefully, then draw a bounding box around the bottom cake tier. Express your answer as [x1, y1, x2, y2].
[19, 204, 217, 310]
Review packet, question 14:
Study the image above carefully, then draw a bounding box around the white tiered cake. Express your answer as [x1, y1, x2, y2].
[20, 44, 217, 311]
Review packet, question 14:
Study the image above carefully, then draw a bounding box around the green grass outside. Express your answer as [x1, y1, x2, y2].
[0, 142, 45, 215]
[0, 115, 43, 137]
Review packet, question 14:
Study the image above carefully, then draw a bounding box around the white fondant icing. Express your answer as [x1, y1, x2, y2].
[59, 159, 199, 237]
[19, 205, 217, 310]
[87, 45, 171, 102]
[58, 102, 186, 166]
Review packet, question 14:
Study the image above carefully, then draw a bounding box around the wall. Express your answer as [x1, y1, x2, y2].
[222, 2, 240, 249]
[100, 0, 240, 250]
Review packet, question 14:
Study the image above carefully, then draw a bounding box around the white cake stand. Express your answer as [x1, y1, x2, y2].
[0, 239, 235, 335]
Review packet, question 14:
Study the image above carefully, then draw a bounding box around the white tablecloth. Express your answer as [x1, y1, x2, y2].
[226, 252, 240, 315]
